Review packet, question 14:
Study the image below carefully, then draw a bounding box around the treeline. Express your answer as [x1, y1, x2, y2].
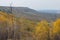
[0, 12, 60, 40]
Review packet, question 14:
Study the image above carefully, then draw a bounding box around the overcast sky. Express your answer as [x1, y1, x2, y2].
[0, 0, 60, 10]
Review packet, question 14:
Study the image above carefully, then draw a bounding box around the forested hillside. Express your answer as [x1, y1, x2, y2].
[0, 11, 60, 40]
[0, 6, 60, 22]
[0, 5, 60, 40]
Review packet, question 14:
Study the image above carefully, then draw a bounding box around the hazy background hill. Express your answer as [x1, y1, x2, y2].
[38, 10, 60, 14]
[0, 6, 60, 22]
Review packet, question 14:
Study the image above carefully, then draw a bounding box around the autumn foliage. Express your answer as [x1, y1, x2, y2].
[0, 11, 60, 40]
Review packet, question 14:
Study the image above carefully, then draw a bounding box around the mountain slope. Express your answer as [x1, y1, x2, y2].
[0, 6, 60, 22]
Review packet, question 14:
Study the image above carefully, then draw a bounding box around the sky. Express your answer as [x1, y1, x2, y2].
[0, 0, 60, 10]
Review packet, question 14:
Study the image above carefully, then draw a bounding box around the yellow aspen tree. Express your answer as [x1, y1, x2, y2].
[34, 20, 50, 40]
[52, 19, 60, 40]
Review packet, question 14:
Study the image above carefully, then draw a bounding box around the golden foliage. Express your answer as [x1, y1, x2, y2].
[52, 19, 60, 34]
[34, 20, 50, 40]
[0, 11, 60, 40]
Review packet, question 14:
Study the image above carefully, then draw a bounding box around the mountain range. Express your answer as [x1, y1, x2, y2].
[0, 6, 60, 22]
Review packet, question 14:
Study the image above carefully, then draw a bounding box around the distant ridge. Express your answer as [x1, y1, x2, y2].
[38, 10, 60, 14]
[0, 6, 39, 14]
[0, 6, 60, 22]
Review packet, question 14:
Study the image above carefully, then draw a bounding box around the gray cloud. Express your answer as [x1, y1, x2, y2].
[0, 0, 60, 10]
